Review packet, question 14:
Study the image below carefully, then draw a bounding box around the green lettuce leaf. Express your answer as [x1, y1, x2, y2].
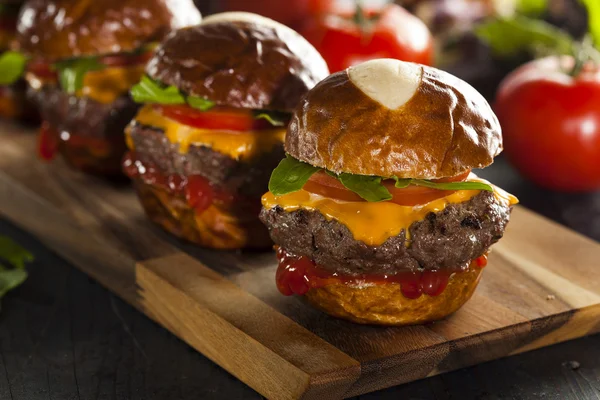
[268, 155, 321, 196]
[395, 177, 493, 191]
[130, 75, 215, 111]
[0, 51, 27, 85]
[337, 173, 392, 202]
[393, 177, 412, 189]
[475, 16, 574, 57]
[130, 75, 186, 104]
[268, 155, 494, 200]
[54, 57, 106, 93]
[410, 179, 494, 192]
[187, 96, 215, 111]
[254, 112, 288, 127]
[0, 236, 34, 309]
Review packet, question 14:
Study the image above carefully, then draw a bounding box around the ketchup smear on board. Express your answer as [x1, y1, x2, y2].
[38, 121, 58, 160]
[276, 247, 488, 298]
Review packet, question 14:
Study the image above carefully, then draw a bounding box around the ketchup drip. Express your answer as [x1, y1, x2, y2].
[276, 247, 488, 298]
[38, 121, 58, 160]
[123, 152, 257, 214]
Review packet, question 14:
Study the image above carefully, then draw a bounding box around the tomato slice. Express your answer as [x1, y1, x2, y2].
[303, 170, 470, 206]
[27, 60, 57, 79]
[303, 171, 364, 202]
[156, 105, 278, 131]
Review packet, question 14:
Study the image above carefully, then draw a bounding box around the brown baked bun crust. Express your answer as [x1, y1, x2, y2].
[306, 265, 483, 325]
[133, 180, 272, 250]
[286, 59, 502, 179]
[146, 12, 329, 112]
[15, 0, 201, 60]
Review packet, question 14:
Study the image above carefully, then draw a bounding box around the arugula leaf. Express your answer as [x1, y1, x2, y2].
[254, 112, 287, 127]
[0, 237, 34, 269]
[475, 16, 574, 57]
[393, 177, 411, 189]
[337, 173, 392, 202]
[187, 96, 215, 111]
[268, 155, 321, 196]
[0, 51, 27, 85]
[410, 179, 494, 192]
[130, 75, 186, 104]
[581, 0, 600, 46]
[0, 269, 28, 300]
[0, 236, 34, 309]
[131, 75, 215, 111]
[54, 58, 105, 93]
[268, 156, 493, 200]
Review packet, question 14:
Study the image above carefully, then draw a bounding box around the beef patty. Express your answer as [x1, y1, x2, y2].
[127, 122, 285, 198]
[29, 86, 138, 142]
[260, 191, 512, 276]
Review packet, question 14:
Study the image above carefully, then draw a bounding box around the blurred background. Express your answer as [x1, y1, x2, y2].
[194, 0, 587, 99]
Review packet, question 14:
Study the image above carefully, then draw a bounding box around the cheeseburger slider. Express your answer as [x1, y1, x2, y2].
[260, 59, 518, 325]
[0, 0, 34, 121]
[123, 13, 329, 249]
[14, 0, 201, 175]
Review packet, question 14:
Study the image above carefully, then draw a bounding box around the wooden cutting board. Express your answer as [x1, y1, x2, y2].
[1, 122, 599, 400]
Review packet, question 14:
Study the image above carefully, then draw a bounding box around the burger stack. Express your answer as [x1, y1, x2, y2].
[14, 0, 201, 175]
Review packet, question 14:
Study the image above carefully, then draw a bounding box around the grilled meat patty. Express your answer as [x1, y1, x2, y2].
[260, 191, 512, 276]
[127, 122, 285, 197]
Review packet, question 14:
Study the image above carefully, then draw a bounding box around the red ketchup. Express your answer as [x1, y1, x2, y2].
[38, 121, 57, 160]
[122, 152, 256, 214]
[276, 247, 488, 299]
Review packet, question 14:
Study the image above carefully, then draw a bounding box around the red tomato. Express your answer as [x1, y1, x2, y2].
[303, 170, 466, 205]
[156, 105, 276, 131]
[304, 171, 364, 202]
[301, 3, 434, 73]
[495, 56, 600, 192]
[218, 0, 322, 30]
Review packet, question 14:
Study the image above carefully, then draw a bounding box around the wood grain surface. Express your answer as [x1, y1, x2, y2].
[1, 123, 599, 399]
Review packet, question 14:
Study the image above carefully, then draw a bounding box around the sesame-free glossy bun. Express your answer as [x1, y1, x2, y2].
[15, 0, 201, 60]
[306, 264, 483, 325]
[146, 12, 330, 112]
[286, 59, 502, 179]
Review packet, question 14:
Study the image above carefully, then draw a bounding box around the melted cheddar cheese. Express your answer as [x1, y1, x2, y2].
[80, 64, 146, 104]
[129, 104, 286, 160]
[262, 176, 518, 246]
[26, 64, 145, 104]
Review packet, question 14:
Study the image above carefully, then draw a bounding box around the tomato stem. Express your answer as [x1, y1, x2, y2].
[569, 35, 600, 77]
[352, 0, 381, 33]
[353, 1, 367, 29]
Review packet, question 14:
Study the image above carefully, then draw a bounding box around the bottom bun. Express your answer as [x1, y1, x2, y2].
[40, 121, 127, 176]
[134, 180, 272, 250]
[305, 266, 483, 326]
[0, 82, 37, 122]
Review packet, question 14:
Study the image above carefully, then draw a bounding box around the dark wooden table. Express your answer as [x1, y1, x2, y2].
[1, 157, 599, 400]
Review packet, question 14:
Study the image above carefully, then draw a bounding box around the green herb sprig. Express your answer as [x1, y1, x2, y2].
[476, 0, 600, 64]
[130, 75, 215, 111]
[131, 76, 290, 126]
[54, 58, 106, 93]
[268, 155, 493, 202]
[0, 236, 34, 310]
